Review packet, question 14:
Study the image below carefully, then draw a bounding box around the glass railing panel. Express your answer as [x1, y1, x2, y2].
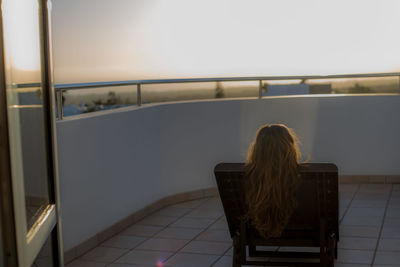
[61, 86, 137, 117]
[54, 73, 400, 119]
[307, 76, 400, 94]
[141, 81, 259, 104]
[141, 82, 217, 104]
[213, 81, 259, 99]
[261, 76, 400, 96]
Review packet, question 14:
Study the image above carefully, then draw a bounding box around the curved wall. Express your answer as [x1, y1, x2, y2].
[57, 94, 400, 250]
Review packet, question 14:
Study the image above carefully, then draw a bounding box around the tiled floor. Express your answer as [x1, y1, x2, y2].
[67, 184, 400, 267]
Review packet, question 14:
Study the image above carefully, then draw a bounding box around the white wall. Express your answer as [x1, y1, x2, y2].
[57, 94, 400, 251]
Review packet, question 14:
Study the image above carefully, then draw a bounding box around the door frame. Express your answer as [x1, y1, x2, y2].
[0, 0, 63, 266]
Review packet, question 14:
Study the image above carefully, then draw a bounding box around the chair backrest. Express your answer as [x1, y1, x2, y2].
[214, 163, 338, 240]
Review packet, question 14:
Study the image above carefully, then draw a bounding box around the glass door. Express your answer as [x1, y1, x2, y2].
[0, 0, 62, 266]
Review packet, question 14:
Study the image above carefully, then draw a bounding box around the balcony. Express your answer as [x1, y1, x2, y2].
[51, 85, 400, 266]
[2, 1, 400, 266]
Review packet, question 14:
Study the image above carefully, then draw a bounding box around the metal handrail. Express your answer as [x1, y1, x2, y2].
[54, 72, 400, 90]
[15, 72, 400, 120]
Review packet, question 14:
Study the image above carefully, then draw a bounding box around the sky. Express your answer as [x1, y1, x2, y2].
[52, 0, 400, 83]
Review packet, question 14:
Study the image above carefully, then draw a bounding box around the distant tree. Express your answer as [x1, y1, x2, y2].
[84, 91, 123, 114]
[348, 83, 374, 94]
[83, 104, 97, 113]
[106, 91, 118, 105]
[263, 83, 269, 93]
[36, 88, 42, 99]
[215, 82, 225, 98]
[93, 99, 103, 106]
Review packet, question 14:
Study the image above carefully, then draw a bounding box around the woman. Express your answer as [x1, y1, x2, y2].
[245, 124, 301, 238]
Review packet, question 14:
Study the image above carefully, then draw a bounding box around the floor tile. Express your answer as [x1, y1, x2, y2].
[152, 206, 192, 217]
[345, 207, 385, 217]
[180, 240, 232, 255]
[390, 197, 400, 204]
[212, 255, 232, 267]
[391, 191, 400, 198]
[196, 229, 232, 242]
[170, 217, 214, 229]
[340, 226, 380, 238]
[209, 217, 229, 230]
[340, 206, 350, 218]
[339, 207, 347, 221]
[121, 224, 164, 237]
[385, 207, 400, 218]
[354, 193, 389, 201]
[66, 260, 107, 267]
[80, 246, 128, 263]
[155, 227, 203, 240]
[381, 227, 400, 239]
[341, 214, 383, 227]
[224, 247, 233, 256]
[169, 199, 208, 210]
[339, 191, 354, 202]
[101, 235, 146, 249]
[135, 238, 189, 252]
[136, 215, 178, 227]
[197, 198, 223, 209]
[108, 264, 146, 267]
[358, 184, 391, 193]
[184, 209, 223, 219]
[388, 204, 400, 209]
[193, 205, 224, 213]
[339, 184, 359, 193]
[115, 250, 173, 265]
[340, 198, 353, 206]
[388, 199, 400, 207]
[164, 252, 219, 267]
[350, 199, 387, 208]
[336, 249, 374, 264]
[338, 237, 377, 250]
[335, 264, 369, 267]
[383, 217, 400, 228]
[378, 238, 400, 251]
[374, 251, 400, 265]
[342, 207, 384, 226]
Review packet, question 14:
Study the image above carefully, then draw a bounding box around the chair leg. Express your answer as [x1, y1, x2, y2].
[232, 237, 241, 267]
[319, 220, 327, 267]
[334, 245, 338, 259]
[327, 234, 336, 267]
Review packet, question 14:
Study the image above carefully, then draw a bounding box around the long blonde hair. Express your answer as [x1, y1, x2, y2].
[245, 124, 301, 238]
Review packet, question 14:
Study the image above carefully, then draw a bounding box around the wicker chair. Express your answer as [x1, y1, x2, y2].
[214, 163, 338, 267]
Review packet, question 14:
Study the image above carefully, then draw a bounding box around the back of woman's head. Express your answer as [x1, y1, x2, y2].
[245, 124, 301, 238]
